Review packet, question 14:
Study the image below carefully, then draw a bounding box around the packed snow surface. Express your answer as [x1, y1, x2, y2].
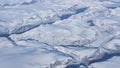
[0, 0, 120, 68]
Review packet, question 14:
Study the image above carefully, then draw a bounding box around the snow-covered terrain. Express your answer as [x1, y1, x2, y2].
[0, 0, 120, 68]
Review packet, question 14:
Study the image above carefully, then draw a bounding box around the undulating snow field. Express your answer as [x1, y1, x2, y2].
[0, 0, 120, 68]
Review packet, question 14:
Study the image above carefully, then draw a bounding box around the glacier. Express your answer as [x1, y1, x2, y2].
[0, 0, 120, 68]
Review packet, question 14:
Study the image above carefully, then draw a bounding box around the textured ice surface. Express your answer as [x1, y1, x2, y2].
[0, 0, 120, 68]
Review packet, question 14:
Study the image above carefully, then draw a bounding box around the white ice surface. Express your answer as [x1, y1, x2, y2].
[0, 0, 120, 68]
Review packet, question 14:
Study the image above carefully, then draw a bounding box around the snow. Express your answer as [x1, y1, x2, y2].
[0, 0, 120, 68]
